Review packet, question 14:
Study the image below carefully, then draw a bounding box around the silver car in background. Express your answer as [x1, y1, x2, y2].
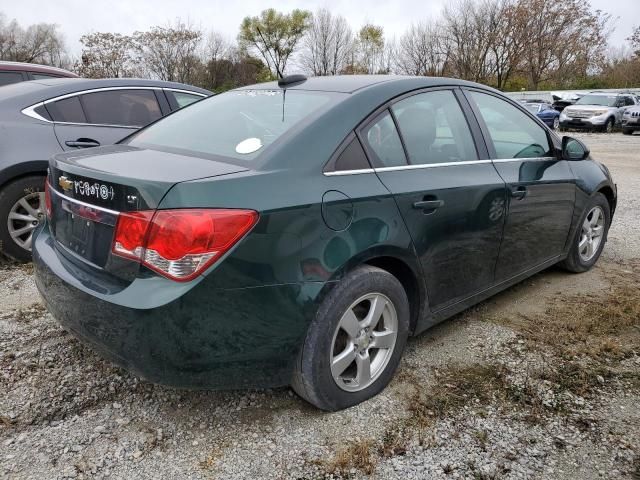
[559, 92, 638, 132]
[622, 105, 640, 135]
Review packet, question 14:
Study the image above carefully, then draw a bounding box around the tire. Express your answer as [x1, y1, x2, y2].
[558, 193, 610, 273]
[292, 265, 409, 411]
[622, 128, 633, 135]
[0, 175, 46, 262]
[603, 117, 614, 133]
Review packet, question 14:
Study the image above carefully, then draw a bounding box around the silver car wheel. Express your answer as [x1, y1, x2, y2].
[330, 293, 398, 392]
[553, 117, 559, 130]
[7, 192, 45, 251]
[578, 206, 605, 262]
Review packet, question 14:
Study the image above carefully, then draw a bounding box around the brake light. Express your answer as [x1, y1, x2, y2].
[112, 209, 258, 282]
[44, 177, 52, 218]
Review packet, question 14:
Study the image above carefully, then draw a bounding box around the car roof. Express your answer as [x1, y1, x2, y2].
[0, 61, 78, 77]
[236, 75, 484, 94]
[0, 77, 212, 105]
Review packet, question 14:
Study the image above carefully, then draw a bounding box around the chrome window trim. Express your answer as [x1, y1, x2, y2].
[21, 86, 201, 127]
[375, 159, 493, 172]
[323, 156, 560, 176]
[323, 159, 495, 176]
[21, 102, 49, 122]
[163, 88, 207, 98]
[492, 156, 557, 163]
[324, 168, 375, 176]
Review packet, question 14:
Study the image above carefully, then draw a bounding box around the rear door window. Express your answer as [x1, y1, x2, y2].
[167, 90, 204, 109]
[468, 91, 552, 159]
[391, 90, 478, 165]
[80, 90, 162, 127]
[46, 96, 87, 123]
[31, 73, 61, 80]
[0, 71, 25, 86]
[361, 111, 406, 168]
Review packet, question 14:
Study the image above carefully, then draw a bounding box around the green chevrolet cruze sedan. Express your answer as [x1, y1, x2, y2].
[34, 75, 617, 411]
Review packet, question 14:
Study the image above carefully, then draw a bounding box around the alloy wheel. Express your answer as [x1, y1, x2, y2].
[7, 192, 45, 251]
[553, 117, 559, 130]
[578, 206, 605, 262]
[330, 293, 398, 392]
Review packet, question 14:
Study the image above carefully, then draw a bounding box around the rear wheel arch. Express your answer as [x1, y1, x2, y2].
[315, 252, 424, 336]
[0, 161, 48, 192]
[363, 256, 422, 335]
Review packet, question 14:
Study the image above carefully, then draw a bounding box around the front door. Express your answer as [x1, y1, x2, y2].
[359, 89, 507, 312]
[463, 89, 576, 279]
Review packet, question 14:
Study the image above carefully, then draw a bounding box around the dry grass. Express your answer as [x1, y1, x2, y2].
[321, 438, 377, 477]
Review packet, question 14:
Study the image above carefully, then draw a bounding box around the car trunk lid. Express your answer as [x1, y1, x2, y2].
[48, 145, 248, 279]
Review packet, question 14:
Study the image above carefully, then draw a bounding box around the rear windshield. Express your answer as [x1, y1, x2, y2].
[128, 89, 336, 160]
[524, 104, 541, 113]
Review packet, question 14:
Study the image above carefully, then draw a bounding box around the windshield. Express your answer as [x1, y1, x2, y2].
[524, 104, 541, 113]
[128, 89, 337, 160]
[575, 95, 617, 107]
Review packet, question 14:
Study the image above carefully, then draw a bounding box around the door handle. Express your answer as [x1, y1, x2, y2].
[412, 199, 444, 213]
[510, 186, 527, 200]
[65, 138, 100, 148]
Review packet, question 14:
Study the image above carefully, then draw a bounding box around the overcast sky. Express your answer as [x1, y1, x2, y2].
[2, 0, 638, 56]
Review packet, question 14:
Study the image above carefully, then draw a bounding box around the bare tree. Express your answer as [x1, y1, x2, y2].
[77, 32, 136, 78]
[133, 21, 203, 84]
[396, 21, 448, 76]
[300, 9, 353, 76]
[487, 0, 528, 89]
[521, 0, 610, 89]
[0, 13, 66, 66]
[441, 0, 500, 83]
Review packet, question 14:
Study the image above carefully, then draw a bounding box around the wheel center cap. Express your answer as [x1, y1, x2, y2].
[356, 330, 371, 350]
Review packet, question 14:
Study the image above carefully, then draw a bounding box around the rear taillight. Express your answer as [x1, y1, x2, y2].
[44, 178, 52, 218]
[112, 209, 258, 282]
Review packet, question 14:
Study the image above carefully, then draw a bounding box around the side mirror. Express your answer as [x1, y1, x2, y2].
[561, 136, 590, 161]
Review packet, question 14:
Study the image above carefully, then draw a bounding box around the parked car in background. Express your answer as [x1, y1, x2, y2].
[0, 61, 78, 86]
[33, 75, 616, 411]
[621, 105, 640, 135]
[524, 102, 560, 129]
[559, 92, 638, 132]
[0, 78, 211, 261]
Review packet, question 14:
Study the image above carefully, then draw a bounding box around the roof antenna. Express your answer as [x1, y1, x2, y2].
[256, 26, 283, 80]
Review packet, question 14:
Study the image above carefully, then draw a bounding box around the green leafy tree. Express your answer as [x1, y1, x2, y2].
[238, 8, 311, 76]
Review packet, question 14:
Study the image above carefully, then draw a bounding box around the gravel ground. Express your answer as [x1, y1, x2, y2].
[1, 132, 639, 480]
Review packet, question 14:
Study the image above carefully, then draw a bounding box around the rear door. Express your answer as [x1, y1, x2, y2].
[46, 88, 164, 151]
[359, 88, 507, 312]
[463, 89, 575, 279]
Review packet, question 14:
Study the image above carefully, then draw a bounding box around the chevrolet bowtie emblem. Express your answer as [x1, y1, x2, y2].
[58, 176, 73, 191]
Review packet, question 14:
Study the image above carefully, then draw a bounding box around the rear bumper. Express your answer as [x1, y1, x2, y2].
[33, 224, 323, 390]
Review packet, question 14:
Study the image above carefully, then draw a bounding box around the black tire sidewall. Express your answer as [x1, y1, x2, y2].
[564, 193, 610, 272]
[0, 175, 46, 262]
[294, 266, 409, 411]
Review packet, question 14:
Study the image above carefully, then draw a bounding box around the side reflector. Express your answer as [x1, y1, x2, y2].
[44, 178, 52, 218]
